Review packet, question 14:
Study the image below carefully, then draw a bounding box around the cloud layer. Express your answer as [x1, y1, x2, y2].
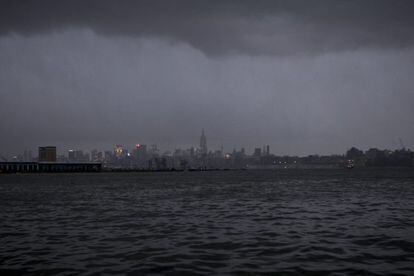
[1, 0, 414, 56]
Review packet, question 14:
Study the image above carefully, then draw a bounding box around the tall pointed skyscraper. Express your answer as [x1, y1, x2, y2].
[199, 129, 207, 155]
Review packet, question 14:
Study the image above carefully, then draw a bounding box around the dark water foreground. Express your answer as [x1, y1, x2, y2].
[1, 169, 414, 275]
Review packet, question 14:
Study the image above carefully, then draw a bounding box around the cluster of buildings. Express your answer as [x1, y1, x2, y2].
[1, 131, 413, 173]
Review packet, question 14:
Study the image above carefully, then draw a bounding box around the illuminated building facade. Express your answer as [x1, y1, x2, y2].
[114, 145, 125, 158]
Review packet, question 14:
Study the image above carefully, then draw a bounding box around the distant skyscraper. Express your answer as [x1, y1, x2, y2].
[150, 144, 158, 155]
[68, 149, 86, 162]
[23, 149, 32, 162]
[133, 144, 147, 160]
[68, 149, 75, 161]
[39, 146, 57, 162]
[91, 149, 102, 162]
[254, 147, 262, 157]
[199, 129, 207, 155]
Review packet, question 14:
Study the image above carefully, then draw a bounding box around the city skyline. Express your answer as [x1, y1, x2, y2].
[2, 128, 412, 163]
[1, 128, 413, 159]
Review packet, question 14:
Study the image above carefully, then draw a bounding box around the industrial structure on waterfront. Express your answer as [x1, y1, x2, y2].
[0, 146, 101, 173]
[0, 162, 101, 173]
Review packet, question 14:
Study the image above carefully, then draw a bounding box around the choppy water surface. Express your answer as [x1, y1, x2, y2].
[1, 169, 414, 275]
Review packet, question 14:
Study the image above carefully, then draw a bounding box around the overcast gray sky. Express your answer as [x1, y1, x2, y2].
[1, 0, 413, 156]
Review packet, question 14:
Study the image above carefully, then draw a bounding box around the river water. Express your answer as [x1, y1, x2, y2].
[1, 169, 414, 275]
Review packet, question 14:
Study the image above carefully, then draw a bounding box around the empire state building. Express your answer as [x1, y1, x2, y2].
[199, 129, 207, 155]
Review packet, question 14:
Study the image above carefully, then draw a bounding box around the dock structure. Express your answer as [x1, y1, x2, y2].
[0, 162, 101, 173]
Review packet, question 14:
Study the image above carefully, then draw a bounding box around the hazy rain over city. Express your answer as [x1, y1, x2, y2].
[1, 0, 414, 156]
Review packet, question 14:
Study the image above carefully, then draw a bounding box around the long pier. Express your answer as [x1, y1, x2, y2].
[0, 162, 101, 173]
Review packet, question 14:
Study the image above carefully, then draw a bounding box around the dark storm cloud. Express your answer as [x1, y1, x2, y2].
[1, 0, 414, 56]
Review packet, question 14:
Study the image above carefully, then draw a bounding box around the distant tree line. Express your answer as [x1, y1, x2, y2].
[346, 147, 414, 167]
